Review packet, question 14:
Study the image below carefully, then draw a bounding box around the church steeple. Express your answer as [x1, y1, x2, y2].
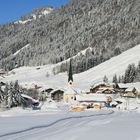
[68, 59, 73, 86]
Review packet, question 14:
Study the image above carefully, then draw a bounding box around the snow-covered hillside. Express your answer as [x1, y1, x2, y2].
[1, 44, 140, 90]
[13, 44, 30, 56]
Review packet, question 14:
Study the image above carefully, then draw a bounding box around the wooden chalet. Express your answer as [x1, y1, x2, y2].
[50, 89, 64, 102]
[39, 88, 54, 100]
[117, 83, 140, 98]
[123, 87, 138, 98]
[90, 82, 115, 93]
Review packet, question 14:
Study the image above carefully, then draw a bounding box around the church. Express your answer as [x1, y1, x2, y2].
[63, 60, 77, 103]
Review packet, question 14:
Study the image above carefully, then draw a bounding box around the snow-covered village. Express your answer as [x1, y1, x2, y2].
[0, 0, 140, 140]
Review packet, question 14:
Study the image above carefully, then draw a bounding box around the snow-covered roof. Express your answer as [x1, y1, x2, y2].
[21, 94, 39, 103]
[50, 88, 64, 94]
[118, 83, 140, 93]
[76, 94, 107, 102]
[125, 87, 135, 92]
[91, 82, 115, 88]
[91, 82, 106, 88]
[110, 101, 118, 105]
[101, 88, 115, 92]
[38, 87, 53, 92]
[117, 83, 129, 89]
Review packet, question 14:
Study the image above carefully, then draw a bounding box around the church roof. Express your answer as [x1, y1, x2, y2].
[64, 87, 78, 95]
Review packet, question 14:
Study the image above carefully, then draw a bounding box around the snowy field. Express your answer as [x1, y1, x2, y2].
[1, 44, 140, 90]
[1, 44, 140, 140]
[0, 106, 140, 140]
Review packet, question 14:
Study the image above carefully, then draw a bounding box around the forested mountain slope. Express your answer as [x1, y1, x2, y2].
[0, 0, 140, 73]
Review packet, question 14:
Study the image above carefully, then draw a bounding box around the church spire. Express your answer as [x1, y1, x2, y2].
[68, 59, 73, 85]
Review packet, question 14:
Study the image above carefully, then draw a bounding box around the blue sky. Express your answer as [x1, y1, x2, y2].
[0, 0, 70, 24]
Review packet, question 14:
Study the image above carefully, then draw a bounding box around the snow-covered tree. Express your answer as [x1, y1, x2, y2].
[103, 75, 108, 83]
[112, 74, 118, 84]
[124, 64, 136, 83]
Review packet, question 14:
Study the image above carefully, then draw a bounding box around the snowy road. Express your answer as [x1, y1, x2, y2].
[0, 109, 140, 140]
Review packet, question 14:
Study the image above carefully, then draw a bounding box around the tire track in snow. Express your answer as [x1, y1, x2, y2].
[0, 110, 114, 140]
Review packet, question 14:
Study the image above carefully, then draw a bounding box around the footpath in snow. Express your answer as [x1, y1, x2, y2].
[0, 109, 113, 139]
[1, 108, 140, 140]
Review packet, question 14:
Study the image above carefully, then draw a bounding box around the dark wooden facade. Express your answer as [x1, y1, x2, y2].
[51, 90, 64, 102]
[90, 84, 115, 93]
